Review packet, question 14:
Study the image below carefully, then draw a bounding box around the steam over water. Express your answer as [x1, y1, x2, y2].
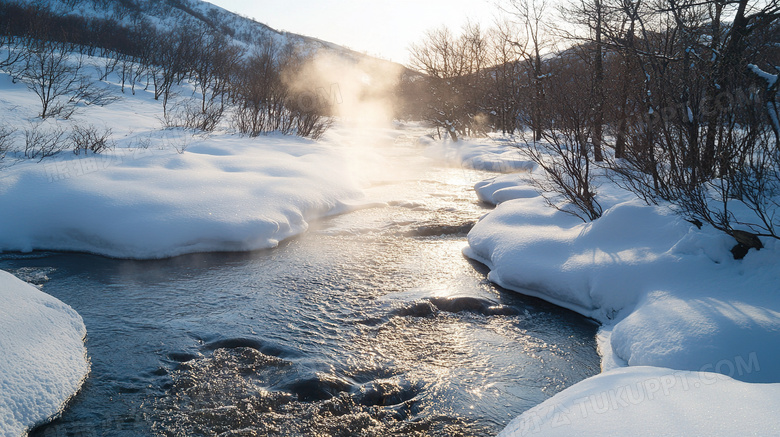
[4, 125, 600, 436]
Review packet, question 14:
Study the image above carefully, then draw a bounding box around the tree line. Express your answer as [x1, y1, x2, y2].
[406, 0, 779, 255]
[0, 2, 333, 139]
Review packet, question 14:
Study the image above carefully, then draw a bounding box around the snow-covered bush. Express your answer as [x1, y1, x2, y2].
[70, 124, 114, 155]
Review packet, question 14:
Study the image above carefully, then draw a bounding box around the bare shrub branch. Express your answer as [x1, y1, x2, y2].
[70, 124, 115, 155]
[24, 124, 67, 161]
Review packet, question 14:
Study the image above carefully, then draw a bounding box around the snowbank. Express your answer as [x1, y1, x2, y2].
[0, 133, 360, 259]
[0, 270, 89, 436]
[423, 136, 536, 173]
[0, 69, 361, 259]
[474, 174, 543, 205]
[467, 172, 780, 381]
[498, 366, 780, 436]
[457, 146, 780, 435]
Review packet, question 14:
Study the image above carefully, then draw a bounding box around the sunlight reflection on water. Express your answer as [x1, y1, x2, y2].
[4, 126, 600, 436]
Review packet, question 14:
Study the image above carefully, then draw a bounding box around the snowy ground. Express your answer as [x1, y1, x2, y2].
[0, 65, 362, 259]
[423, 134, 536, 173]
[0, 270, 89, 437]
[2, 43, 777, 433]
[0, 50, 368, 433]
[433, 137, 780, 435]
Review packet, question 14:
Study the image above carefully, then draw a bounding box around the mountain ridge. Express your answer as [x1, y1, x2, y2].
[4, 0, 404, 69]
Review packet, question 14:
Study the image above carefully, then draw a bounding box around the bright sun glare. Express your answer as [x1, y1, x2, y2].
[204, 0, 501, 64]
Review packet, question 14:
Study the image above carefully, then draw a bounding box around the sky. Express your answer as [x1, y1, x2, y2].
[204, 0, 503, 65]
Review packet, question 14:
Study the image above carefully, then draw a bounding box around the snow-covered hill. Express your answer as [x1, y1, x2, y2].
[5, 0, 400, 68]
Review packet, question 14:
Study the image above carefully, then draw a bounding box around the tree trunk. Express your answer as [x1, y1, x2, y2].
[592, 0, 604, 162]
[703, 0, 749, 176]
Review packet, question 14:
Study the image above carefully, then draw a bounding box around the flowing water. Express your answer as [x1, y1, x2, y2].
[2, 125, 599, 436]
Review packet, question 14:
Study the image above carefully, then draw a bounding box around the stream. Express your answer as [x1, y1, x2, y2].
[1, 125, 600, 436]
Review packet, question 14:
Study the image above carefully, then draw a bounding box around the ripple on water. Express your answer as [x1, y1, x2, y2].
[153, 347, 492, 436]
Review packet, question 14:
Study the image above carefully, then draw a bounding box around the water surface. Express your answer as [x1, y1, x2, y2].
[2, 127, 600, 436]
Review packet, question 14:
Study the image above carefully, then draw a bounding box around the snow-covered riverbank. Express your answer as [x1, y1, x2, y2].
[0, 133, 361, 259]
[0, 71, 362, 259]
[0, 61, 364, 432]
[0, 270, 88, 437]
[444, 137, 780, 435]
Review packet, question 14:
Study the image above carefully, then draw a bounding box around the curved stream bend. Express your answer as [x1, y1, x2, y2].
[3, 127, 600, 436]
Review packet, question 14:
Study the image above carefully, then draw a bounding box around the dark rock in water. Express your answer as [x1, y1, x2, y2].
[283, 374, 354, 402]
[730, 230, 763, 260]
[168, 351, 200, 363]
[391, 301, 436, 318]
[202, 337, 295, 357]
[355, 379, 420, 407]
[429, 296, 490, 313]
[203, 337, 266, 351]
[429, 296, 519, 316]
[405, 222, 476, 237]
[391, 297, 519, 319]
[484, 305, 521, 316]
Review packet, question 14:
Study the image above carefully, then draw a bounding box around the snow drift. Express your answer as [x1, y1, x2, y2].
[450, 137, 780, 436]
[498, 366, 780, 436]
[466, 173, 780, 382]
[424, 136, 536, 173]
[0, 63, 362, 260]
[0, 133, 360, 259]
[0, 270, 89, 436]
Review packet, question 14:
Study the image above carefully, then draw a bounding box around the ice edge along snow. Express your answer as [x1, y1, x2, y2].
[446, 139, 780, 436]
[0, 270, 89, 437]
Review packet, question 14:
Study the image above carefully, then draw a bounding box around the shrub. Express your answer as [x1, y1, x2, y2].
[23, 124, 67, 161]
[70, 124, 114, 154]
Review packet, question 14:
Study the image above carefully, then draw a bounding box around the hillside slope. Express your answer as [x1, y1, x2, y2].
[4, 0, 401, 67]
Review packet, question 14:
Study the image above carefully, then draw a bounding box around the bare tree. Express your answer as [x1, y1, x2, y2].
[601, 0, 780, 255]
[0, 30, 25, 73]
[187, 30, 243, 131]
[20, 38, 80, 118]
[488, 20, 525, 134]
[20, 38, 114, 119]
[504, 0, 550, 141]
[409, 23, 491, 141]
[522, 51, 603, 221]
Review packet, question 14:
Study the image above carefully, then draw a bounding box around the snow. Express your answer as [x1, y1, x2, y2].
[0, 66, 361, 259]
[474, 174, 540, 205]
[748, 63, 778, 89]
[450, 139, 780, 435]
[748, 64, 780, 140]
[498, 366, 780, 437]
[423, 136, 536, 173]
[0, 131, 360, 258]
[0, 270, 89, 437]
